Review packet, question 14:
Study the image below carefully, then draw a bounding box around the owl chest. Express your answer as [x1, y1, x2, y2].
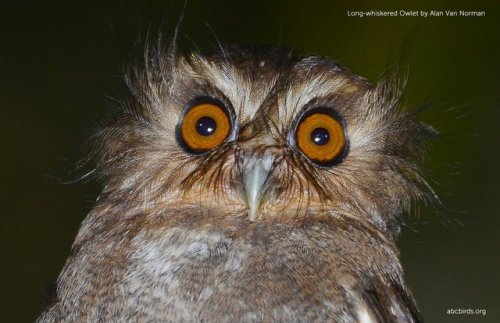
[120, 228, 356, 321]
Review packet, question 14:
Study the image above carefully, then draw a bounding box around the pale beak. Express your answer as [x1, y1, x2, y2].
[240, 151, 274, 222]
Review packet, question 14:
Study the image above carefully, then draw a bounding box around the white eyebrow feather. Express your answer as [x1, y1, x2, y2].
[198, 58, 278, 120]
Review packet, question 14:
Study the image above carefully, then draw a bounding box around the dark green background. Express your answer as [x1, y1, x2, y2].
[1, 0, 498, 321]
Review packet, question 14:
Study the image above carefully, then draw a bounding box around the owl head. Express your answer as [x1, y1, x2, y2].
[87, 44, 435, 239]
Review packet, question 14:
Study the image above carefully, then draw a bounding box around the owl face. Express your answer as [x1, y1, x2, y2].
[94, 45, 433, 236]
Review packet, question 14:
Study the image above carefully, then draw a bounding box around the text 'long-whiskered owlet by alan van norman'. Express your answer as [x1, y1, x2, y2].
[38, 40, 437, 322]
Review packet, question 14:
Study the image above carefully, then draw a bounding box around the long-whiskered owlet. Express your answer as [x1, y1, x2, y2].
[38, 43, 436, 322]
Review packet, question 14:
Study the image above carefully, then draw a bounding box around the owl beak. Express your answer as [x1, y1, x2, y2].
[240, 151, 274, 222]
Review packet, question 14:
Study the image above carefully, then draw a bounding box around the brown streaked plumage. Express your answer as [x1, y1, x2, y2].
[38, 43, 436, 322]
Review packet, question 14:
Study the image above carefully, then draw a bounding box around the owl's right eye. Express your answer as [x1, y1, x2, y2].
[177, 100, 232, 154]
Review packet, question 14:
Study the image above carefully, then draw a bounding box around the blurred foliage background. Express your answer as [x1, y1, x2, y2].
[1, 0, 498, 321]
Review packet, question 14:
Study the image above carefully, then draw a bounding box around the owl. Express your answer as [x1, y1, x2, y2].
[38, 43, 435, 322]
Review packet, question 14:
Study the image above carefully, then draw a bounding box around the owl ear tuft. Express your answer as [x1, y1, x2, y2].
[373, 58, 410, 114]
[373, 33, 416, 110]
[165, 0, 187, 63]
[368, 42, 443, 221]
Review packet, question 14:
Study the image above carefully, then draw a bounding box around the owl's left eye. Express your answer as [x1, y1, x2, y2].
[293, 109, 347, 166]
[177, 101, 232, 154]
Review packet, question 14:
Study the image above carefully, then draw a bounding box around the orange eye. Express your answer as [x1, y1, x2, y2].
[295, 111, 346, 165]
[178, 101, 232, 153]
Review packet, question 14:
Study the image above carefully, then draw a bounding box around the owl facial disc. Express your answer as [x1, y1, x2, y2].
[239, 151, 274, 221]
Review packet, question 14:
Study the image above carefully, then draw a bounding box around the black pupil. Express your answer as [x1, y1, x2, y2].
[311, 127, 330, 145]
[196, 116, 217, 136]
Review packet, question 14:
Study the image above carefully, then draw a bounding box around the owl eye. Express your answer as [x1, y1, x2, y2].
[295, 109, 346, 166]
[177, 101, 232, 153]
